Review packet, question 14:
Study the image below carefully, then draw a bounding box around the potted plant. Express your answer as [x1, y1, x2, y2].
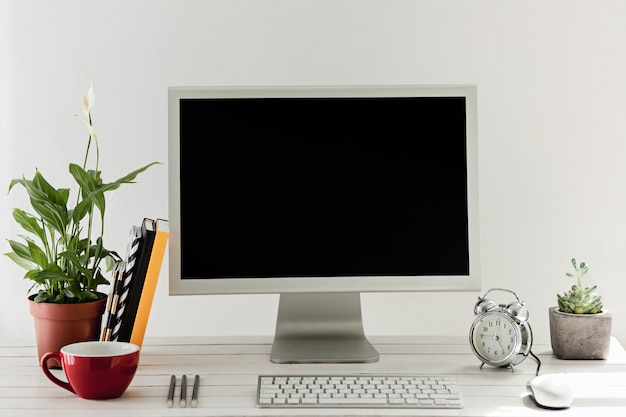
[4, 83, 159, 365]
[549, 258, 612, 359]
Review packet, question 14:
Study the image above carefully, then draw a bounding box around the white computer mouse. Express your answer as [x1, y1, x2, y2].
[526, 373, 573, 409]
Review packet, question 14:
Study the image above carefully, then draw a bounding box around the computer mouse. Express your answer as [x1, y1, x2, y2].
[526, 373, 573, 409]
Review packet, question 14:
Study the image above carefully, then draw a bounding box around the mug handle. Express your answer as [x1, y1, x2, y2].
[40, 352, 75, 394]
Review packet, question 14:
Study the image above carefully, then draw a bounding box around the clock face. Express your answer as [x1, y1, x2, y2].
[470, 311, 522, 366]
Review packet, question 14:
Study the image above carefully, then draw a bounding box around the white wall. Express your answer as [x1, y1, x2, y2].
[2, 0, 626, 350]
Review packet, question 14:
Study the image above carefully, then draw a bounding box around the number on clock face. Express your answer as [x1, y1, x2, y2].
[471, 312, 520, 364]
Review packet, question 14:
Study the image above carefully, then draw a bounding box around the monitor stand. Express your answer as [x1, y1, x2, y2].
[270, 292, 380, 364]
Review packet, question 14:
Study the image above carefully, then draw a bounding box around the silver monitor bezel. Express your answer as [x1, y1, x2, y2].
[168, 84, 481, 296]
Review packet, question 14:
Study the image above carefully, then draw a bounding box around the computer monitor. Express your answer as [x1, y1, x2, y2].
[168, 84, 481, 364]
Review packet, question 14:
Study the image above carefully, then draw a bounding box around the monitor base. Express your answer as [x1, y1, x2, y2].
[270, 292, 380, 364]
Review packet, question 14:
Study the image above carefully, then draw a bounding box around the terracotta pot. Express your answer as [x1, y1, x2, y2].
[548, 306, 612, 360]
[28, 294, 107, 367]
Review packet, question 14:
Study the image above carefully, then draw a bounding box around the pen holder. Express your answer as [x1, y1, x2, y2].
[41, 341, 140, 399]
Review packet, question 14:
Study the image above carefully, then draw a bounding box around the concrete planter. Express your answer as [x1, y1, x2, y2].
[548, 306, 612, 360]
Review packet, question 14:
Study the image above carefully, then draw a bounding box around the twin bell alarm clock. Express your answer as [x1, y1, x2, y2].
[469, 288, 538, 372]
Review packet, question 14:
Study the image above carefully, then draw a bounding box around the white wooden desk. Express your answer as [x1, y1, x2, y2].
[2, 335, 626, 417]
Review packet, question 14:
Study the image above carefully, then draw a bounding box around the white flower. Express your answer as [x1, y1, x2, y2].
[81, 81, 97, 142]
[82, 81, 96, 118]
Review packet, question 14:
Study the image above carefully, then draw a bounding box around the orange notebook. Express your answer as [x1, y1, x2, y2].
[130, 218, 169, 347]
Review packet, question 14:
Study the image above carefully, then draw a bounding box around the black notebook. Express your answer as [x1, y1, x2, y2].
[111, 218, 156, 342]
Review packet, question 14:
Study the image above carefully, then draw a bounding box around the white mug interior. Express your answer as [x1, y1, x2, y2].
[61, 341, 140, 357]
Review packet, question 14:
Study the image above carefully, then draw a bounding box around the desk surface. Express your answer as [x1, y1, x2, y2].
[1, 335, 626, 417]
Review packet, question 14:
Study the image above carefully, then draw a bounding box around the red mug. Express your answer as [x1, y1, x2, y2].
[41, 341, 140, 399]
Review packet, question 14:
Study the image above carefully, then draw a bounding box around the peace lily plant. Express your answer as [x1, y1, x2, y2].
[5, 83, 159, 304]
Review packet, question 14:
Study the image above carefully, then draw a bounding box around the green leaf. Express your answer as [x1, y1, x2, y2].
[6, 239, 33, 259]
[63, 286, 77, 299]
[32, 269, 72, 282]
[25, 172, 70, 234]
[58, 250, 86, 278]
[70, 162, 161, 217]
[34, 291, 51, 303]
[72, 197, 93, 224]
[69, 163, 97, 194]
[27, 240, 48, 269]
[109, 162, 162, 189]
[11, 208, 46, 242]
[32, 171, 69, 206]
[5, 249, 38, 270]
[95, 162, 162, 195]
[79, 291, 99, 301]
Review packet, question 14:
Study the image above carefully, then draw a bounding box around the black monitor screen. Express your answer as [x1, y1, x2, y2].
[179, 96, 469, 280]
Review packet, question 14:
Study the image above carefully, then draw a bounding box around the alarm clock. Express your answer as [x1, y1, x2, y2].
[469, 288, 537, 372]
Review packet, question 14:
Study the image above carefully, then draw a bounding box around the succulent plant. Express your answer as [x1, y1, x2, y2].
[556, 258, 603, 314]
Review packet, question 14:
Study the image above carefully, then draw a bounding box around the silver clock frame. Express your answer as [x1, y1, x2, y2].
[469, 288, 540, 374]
[469, 310, 533, 369]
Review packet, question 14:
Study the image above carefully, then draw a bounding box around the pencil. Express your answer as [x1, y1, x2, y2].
[166, 374, 175, 408]
[103, 261, 125, 341]
[191, 374, 200, 407]
[180, 374, 187, 407]
[100, 291, 114, 341]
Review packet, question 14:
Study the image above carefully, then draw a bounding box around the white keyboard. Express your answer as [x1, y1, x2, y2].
[256, 374, 463, 409]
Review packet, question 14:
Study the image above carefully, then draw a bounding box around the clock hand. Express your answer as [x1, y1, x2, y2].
[481, 333, 505, 351]
[495, 336, 505, 351]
